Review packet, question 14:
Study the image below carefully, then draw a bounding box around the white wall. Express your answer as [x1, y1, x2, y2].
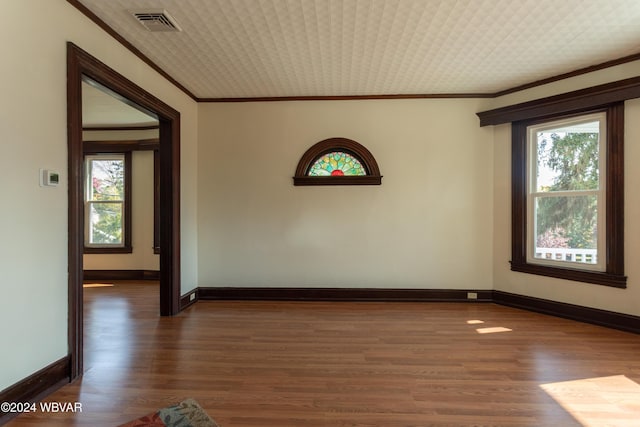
[0, 0, 197, 391]
[198, 99, 494, 289]
[490, 69, 640, 317]
[82, 129, 159, 141]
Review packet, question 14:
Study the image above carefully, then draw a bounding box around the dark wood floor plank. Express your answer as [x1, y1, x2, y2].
[6, 282, 640, 426]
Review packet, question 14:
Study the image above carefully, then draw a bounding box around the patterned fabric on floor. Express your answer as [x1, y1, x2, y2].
[118, 398, 218, 427]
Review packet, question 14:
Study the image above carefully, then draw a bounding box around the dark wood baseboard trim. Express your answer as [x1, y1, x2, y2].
[198, 287, 493, 302]
[83, 270, 160, 281]
[198, 287, 640, 334]
[493, 291, 640, 334]
[180, 289, 198, 310]
[0, 355, 70, 424]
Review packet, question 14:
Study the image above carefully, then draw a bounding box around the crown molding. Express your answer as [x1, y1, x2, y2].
[198, 93, 494, 102]
[477, 76, 640, 126]
[67, 0, 198, 101]
[68, 0, 640, 103]
[493, 51, 640, 97]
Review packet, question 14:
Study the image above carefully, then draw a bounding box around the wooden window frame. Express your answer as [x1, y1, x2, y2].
[524, 112, 607, 272]
[83, 151, 132, 254]
[83, 139, 160, 255]
[511, 103, 625, 288]
[293, 137, 382, 186]
[476, 79, 636, 288]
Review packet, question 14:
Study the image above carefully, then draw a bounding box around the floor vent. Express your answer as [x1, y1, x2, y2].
[130, 9, 182, 32]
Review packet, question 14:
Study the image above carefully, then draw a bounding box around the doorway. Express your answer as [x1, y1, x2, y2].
[67, 43, 181, 380]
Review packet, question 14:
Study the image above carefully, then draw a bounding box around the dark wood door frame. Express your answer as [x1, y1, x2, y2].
[67, 42, 181, 380]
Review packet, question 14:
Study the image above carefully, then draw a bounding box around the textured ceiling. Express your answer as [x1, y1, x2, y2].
[76, 0, 640, 99]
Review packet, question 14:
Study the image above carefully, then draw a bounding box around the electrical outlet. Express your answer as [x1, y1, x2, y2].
[190, 293, 196, 301]
[467, 292, 478, 300]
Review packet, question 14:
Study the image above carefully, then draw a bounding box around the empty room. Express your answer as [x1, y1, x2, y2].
[2, 1, 640, 426]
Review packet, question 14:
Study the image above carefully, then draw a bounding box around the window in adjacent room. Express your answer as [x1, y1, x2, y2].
[84, 153, 132, 253]
[511, 103, 625, 288]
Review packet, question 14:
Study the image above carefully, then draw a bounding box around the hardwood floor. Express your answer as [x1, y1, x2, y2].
[7, 281, 640, 426]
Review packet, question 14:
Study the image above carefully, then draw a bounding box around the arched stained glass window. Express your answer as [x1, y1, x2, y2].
[308, 151, 366, 176]
[294, 137, 382, 186]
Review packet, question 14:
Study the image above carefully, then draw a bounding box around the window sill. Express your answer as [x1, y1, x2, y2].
[293, 175, 382, 186]
[84, 246, 133, 254]
[510, 261, 627, 288]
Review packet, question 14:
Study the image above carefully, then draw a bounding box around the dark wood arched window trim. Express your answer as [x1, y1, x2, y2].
[293, 137, 382, 186]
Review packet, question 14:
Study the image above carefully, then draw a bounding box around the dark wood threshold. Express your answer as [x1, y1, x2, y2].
[180, 289, 198, 311]
[0, 356, 70, 424]
[493, 290, 640, 334]
[198, 287, 493, 302]
[83, 270, 160, 281]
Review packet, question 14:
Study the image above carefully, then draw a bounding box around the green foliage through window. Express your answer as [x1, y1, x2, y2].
[529, 115, 604, 268]
[535, 129, 599, 249]
[85, 155, 125, 246]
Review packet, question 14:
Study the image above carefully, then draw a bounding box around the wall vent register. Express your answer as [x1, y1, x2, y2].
[130, 9, 182, 32]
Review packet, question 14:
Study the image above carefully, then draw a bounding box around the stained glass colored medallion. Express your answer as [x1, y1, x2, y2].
[293, 137, 382, 185]
[308, 152, 366, 176]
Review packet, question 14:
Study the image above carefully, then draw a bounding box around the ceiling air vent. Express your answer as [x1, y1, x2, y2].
[130, 9, 182, 32]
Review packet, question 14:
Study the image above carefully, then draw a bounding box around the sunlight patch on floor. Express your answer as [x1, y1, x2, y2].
[83, 283, 115, 288]
[541, 375, 640, 427]
[466, 319, 511, 333]
[475, 326, 512, 334]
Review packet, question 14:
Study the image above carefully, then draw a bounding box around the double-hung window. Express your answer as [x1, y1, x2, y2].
[511, 103, 625, 288]
[84, 153, 132, 253]
[527, 113, 605, 271]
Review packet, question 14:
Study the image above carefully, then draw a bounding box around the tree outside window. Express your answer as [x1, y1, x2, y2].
[528, 114, 604, 270]
[510, 103, 625, 288]
[84, 153, 132, 253]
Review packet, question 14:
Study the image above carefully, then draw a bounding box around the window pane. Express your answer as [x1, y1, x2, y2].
[89, 159, 125, 201]
[88, 202, 123, 245]
[534, 195, 597, 265]
[535, 121, 600, 192]
[308, 152, 366, 176]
